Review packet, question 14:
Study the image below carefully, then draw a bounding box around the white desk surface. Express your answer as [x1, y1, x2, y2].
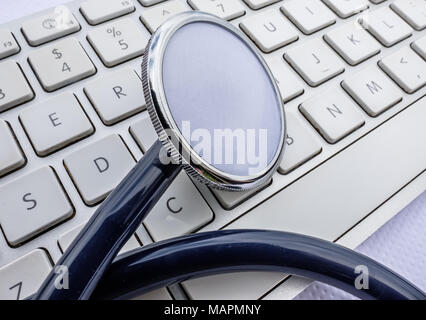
[1, 0, 425, 300]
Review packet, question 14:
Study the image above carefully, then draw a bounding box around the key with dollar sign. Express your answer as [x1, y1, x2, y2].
[52, 48, 62, 60]
[28, 38, 96, 92]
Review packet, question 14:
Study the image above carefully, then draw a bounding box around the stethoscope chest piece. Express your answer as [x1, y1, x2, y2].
[142, 12, 286, 192]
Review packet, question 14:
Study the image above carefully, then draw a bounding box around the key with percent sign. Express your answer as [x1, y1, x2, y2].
[87, 18, 150, 67]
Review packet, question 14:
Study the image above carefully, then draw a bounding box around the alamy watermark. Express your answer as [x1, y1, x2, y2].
[159, 121, 270, 176]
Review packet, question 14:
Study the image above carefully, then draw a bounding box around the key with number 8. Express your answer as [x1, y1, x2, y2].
[87, 18, 149, 67]
[28, 37, 96, 92]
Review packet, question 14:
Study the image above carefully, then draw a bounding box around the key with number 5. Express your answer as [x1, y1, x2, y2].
[88, 18, 150, 67]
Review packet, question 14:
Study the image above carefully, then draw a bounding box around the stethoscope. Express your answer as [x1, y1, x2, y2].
[33, 12, 425, 300]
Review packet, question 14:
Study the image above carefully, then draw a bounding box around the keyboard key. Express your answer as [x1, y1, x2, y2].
[0, 61, 34, 112]
[58, 222, 140, 254]
[183, 272, 283, 300]
[300, 88, 365, 143]
[278, 113, 322, 174]
[266, 55, 304, 102]
[0, 29, 20, 59]
[28, 38, 96, 92]
[212, 179, 271, 210]
[22, 6, 80, 46]
[412, 36, 426, 60]
[138, 0, 166, 5]
[378, 46, 426, 93]
[359, 7, 412, 47]
[85, 68, 146, 125]
[64, 135, 136, 205]
[324, 21, 381, 65]
[0, 120, 25, 177]
[390, 0, 426, 31]
[87, 18, 149, 67]
[19, 93, 94, 156]
[284, 38, 345, 87]
[130, 113, 158, 153]
[144, 173, 214, 241]
[135, 288, 172, 300]
[140, 0, 189, 33]
[240, 9, 298, 53]
[0, 249, 52, 300]
[342, 65, 402, 117]
[0, 167, 74, 246]
[188, 0, 246, 21]
[81, 0, 135, 25]
[322, 0, 369, 18]
[242, 0, 280, 10]
[281, 0, 336, 35]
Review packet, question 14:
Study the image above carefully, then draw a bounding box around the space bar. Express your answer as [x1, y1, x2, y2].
[226, 96, 426, 241]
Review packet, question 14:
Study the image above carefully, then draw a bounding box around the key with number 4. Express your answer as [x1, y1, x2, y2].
[88, 18, 149, 67]
[28, 38, 96, 92]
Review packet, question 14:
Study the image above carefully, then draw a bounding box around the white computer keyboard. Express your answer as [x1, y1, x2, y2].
[0, 0, 425, 300]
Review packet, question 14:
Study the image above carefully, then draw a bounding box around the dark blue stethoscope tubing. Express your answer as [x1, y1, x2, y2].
[34, 140, 181, 300]
[91, 229, 426, 300]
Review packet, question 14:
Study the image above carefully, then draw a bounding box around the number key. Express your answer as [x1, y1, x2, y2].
[188, 0, 246, 21]
[87, 18, 149, 67]
[81, 0, 135, 25]
[28, 37, 96, 92]
[0, 60, 34, 112]
[0, 249, 52, 300]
